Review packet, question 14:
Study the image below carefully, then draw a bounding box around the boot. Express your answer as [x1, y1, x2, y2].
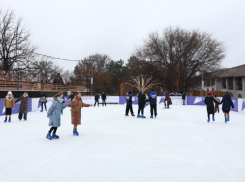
[52, 133, 59, 139]
[46, 133, 52, 140]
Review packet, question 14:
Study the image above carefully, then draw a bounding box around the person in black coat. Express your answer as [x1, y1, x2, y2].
[125, 91, 135, 116]
[182, 93, 186, 105]
[40, 92, 47, 112]
[220, 92, 234, 122]
[204, 91, 220, 122]
[102, 92, 107, 106]
[137, 90, 146, 118]
[68, 91, 75, 101]
[94, 93, 100, 107]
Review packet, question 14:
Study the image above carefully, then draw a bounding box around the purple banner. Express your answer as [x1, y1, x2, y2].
[0, 99, 32, 116]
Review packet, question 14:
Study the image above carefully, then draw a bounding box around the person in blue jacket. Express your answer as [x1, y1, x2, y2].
[46, 92, 68, 140]
[137, 90, 146, 118]
[149, 89, 157, 118]
[220, 92, 234, 123]
[125, 91, 135, 116]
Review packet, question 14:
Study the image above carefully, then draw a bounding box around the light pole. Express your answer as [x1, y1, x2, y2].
[91, 58, 93, 95]
[201, 60, 204, 96]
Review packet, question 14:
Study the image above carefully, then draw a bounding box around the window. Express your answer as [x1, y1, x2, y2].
[235, 77, 242, 90]
[222, 78, 226, 89]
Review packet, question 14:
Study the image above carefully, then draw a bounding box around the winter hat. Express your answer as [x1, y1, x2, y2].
[208, 91, 212, 95]
[7, 91, 12, 96]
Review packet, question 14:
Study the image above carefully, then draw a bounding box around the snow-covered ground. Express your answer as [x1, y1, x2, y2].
[0, 105, 245, 182]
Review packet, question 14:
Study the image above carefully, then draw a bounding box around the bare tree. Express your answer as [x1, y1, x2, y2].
[132, 27, 226, 93]
[0, 8, 37, 72]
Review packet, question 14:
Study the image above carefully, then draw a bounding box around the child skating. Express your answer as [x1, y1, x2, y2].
[68, 92, 92, 136]
[164, 93, 172, 109]
[3, 91, 15, 122]
[46, 92, 68, 140]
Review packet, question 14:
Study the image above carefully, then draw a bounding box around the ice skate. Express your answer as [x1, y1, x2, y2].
[207, 118, 210, 122]
[52, 133, 59, 139]
[227, 116, 229, 122]
[40, 110, 43, 112]
[155, 115, 157, 118]
[225, 118, 227, 123]
[137, 114, 141, 118]
[212, 116, 215, 121]
[45, 109, 47, 111]
[125, 114, 129, 116]
[8, 118, 11, 122]
[19, 119, 21, 121]
[141, 114, 146, 119]
[4, 118, 7, 122]
[131, 113, 135, 117]
[24, 119, 27, 121]
[73, 129, 76, 135]
[150, 115, 153, 119]
[46, 133, 52, 140]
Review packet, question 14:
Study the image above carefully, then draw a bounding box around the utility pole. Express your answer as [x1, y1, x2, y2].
[91, 58, 93, 95]
[202, 60, 204, 96]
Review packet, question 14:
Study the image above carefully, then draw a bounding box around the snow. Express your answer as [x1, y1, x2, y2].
[0, 105, 245, 182]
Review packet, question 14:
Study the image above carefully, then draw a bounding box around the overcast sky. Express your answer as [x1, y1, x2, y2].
[3, 0, 245, 71]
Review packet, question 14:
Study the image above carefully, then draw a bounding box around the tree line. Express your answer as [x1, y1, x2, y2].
[0, 8, 225, 93]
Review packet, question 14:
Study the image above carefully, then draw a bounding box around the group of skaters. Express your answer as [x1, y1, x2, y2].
[94, 92, 107, 107]
[125, 90, 173, 119]
[204, 91, 234, 123]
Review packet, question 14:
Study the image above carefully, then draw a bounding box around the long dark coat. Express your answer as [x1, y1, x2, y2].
[15, 95, 29, 114]
[204, 94, 220, 114]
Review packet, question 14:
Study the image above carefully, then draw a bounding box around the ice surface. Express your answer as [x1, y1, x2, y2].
[0, 105, 245, 182]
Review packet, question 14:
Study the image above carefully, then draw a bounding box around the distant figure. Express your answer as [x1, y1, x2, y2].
[182, 93, 186, 105]
[214, 95, 220, 113]
[40, 92, 47, 112]
[3, 91, 15, 122]
[94, 93, 100, 107]
[125, 91, 135, 116]
[164, 93, 172, 109]
[68, 91, 75, 101]
[102, 92, 107, 106]
[204, 91, 220, 122]
[137, 90, 146, 118]
[15, 92, 29, 121]
[149, 89, 157, 118]
[220, 92, 234, 123]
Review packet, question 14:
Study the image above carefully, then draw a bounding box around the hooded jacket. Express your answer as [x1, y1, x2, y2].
[4, 94, 15, 108]
[95, 94, 100, 101]
[126, 93, 133, 105]
[138, 93, 146, 104]
[220, 93, 234, 111]
[149, 91, 157, 105]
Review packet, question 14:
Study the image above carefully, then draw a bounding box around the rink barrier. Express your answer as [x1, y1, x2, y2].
[0, 96, 244, 116]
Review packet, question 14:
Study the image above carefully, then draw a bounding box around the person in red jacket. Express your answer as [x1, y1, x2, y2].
[164, 93, 172, 109]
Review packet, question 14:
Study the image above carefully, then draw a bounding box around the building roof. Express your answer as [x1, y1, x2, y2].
[218, 64, 245, 78]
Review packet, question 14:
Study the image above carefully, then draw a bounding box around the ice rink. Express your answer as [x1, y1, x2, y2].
[0, 104, 245, 182]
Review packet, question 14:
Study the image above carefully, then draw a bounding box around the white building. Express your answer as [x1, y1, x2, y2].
[202, 64, 245, 98]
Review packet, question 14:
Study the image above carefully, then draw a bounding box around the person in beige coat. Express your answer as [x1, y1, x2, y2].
[68, 92, 92, 136]
[3, 91, 15, 122]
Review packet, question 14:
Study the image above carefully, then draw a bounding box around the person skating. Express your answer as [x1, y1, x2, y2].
[3, 91, 15, 122]
[15, 92, 29, 121]
[214, 95, 220, 113]
[102, 92, 107, 106]
[220, 92, 234, 123]
[204, 91, 220, 122]
[68, 91, 75, 101]
[164, 93, 172, 109]
[67, 92, 92, 136]
[46, 92, 68, 140]
[149, 89, 157, 118]
[125, 91, 135, 116]
[182, 93, 186, 105]
[94, 93, 100, 107]
[137, 90, 146, 118]
[40, 92, 47, 112]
